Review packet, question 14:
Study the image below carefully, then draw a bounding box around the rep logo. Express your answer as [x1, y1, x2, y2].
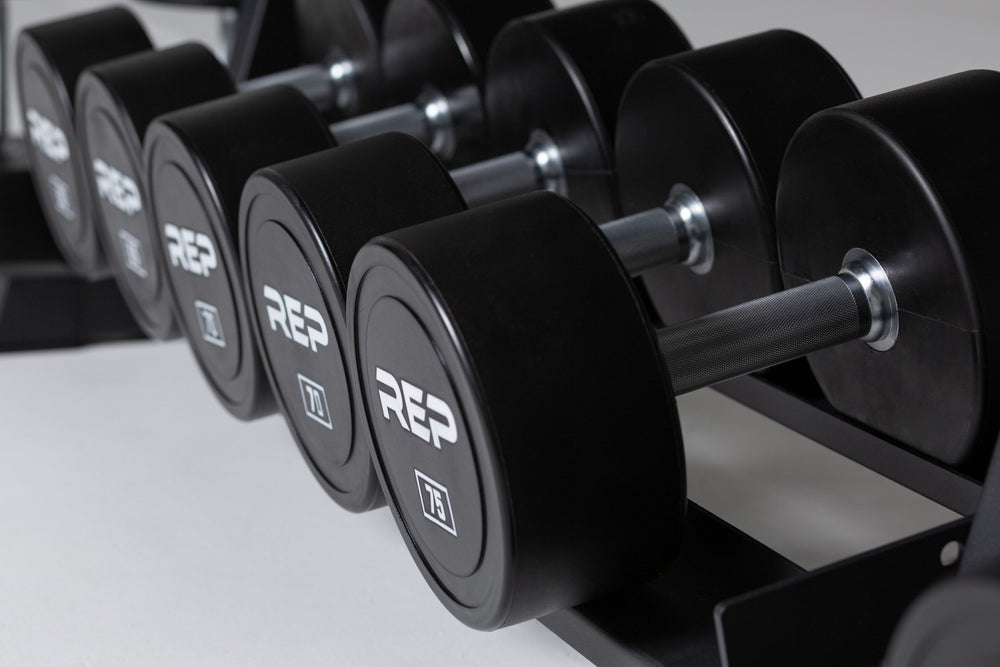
[263, 285, 329, 352]
[298, 374, 333, 430]
[118, 229, 148, 278]
[26, 108, 69, 164]
[375, 368, 457, 450]
[194, 300, 226, 348]
[93, 159, 142, 216]
[164, 223, 218, 277]
[415, 470, 457, 536]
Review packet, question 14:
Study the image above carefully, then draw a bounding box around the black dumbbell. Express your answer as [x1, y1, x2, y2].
[346, 70, 1000, 629]
[135, 0, 681, 446]
[226, 0, 686, 510]
[78, 0, 569, 341]
[75, 0, 556, 340]
[236, 29, 854, 511]
[17, 8, 153, 280]
[17, 1, 391, 283]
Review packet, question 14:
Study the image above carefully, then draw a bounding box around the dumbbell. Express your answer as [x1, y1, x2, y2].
[16, 3, 264, 280]
[74, 0, 559, 339]
[346, 70, 1000, 629]
[616, 38, 995, 470]
[17, 8, 153, 280]
[236, 29, 855, 512]
[17, 0, 388, 283]
[136, 0, 682, 445]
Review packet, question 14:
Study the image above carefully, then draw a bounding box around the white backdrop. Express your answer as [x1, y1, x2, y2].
[0, 1, 989, 664]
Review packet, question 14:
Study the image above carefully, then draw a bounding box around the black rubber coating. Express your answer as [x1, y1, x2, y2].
[484, 0, 690, 221]
[658, 276, 866, 395]
[382, 0, 554, 101]
[777, 70, 1000, 469]
[16, 7, 153, 278]
[240, 133, 466, 511]
[76, 44, 236, 340]
[144, 87, 334, 421]
[380, 0, 553, 164]
[885, 578, 1000, 667]
[616, 30, 859, 323]
[349, 190, 684, 629]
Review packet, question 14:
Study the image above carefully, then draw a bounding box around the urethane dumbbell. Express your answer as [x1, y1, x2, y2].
[20, 0, 436, 282]
[77, 0, 570, 341]
[236, 29, 855, 511]
[137, 0, 682, 436]
[18, 3, 381, 280]
[346, 70, 1000, 629]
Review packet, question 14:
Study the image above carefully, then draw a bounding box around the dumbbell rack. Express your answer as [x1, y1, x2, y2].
[3, 1, 993, 663]
[536, 361, 983, 666]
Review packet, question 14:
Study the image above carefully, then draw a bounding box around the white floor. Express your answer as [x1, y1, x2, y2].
[1, 0, 995, 664]
[0, 340, 959, 666]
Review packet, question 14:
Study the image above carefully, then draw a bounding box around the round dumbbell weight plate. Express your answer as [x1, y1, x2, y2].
[777, 71, 1000, 468]
[380, 0, 553, 164]
[349, 191, 685, 629]
[145, 87, 334, 420]
[76, 44, 236, 339]
[617, 30, 859, 323]
[485, 0, 690, 222]
[241, 133, 466, 510]
[16, 8, 153, 278]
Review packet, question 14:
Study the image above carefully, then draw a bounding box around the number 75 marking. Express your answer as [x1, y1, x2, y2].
[414, 469, 457, 536]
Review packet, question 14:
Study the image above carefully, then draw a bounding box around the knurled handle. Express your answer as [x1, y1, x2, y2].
[658, 275, 870, 395]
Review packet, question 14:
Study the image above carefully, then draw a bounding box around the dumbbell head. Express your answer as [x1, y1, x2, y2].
[144, 86, 335, 420]
[616, 29, 859, 322]
[380, 0, 552, 99]
[777, 70, 1000, 468]
[349, 191, 684, 629]
[76, 44, 236, 339]
[16, 7, 153, 279]
[328, 0, 556, 164]
[379, 0, 553, 162]
[74, 0, 385, 339]
[347, 71, 1000, 628]
[483, 0, 691, 221]
[237, 0, 685, 508]
[241, 135, 466, 511]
